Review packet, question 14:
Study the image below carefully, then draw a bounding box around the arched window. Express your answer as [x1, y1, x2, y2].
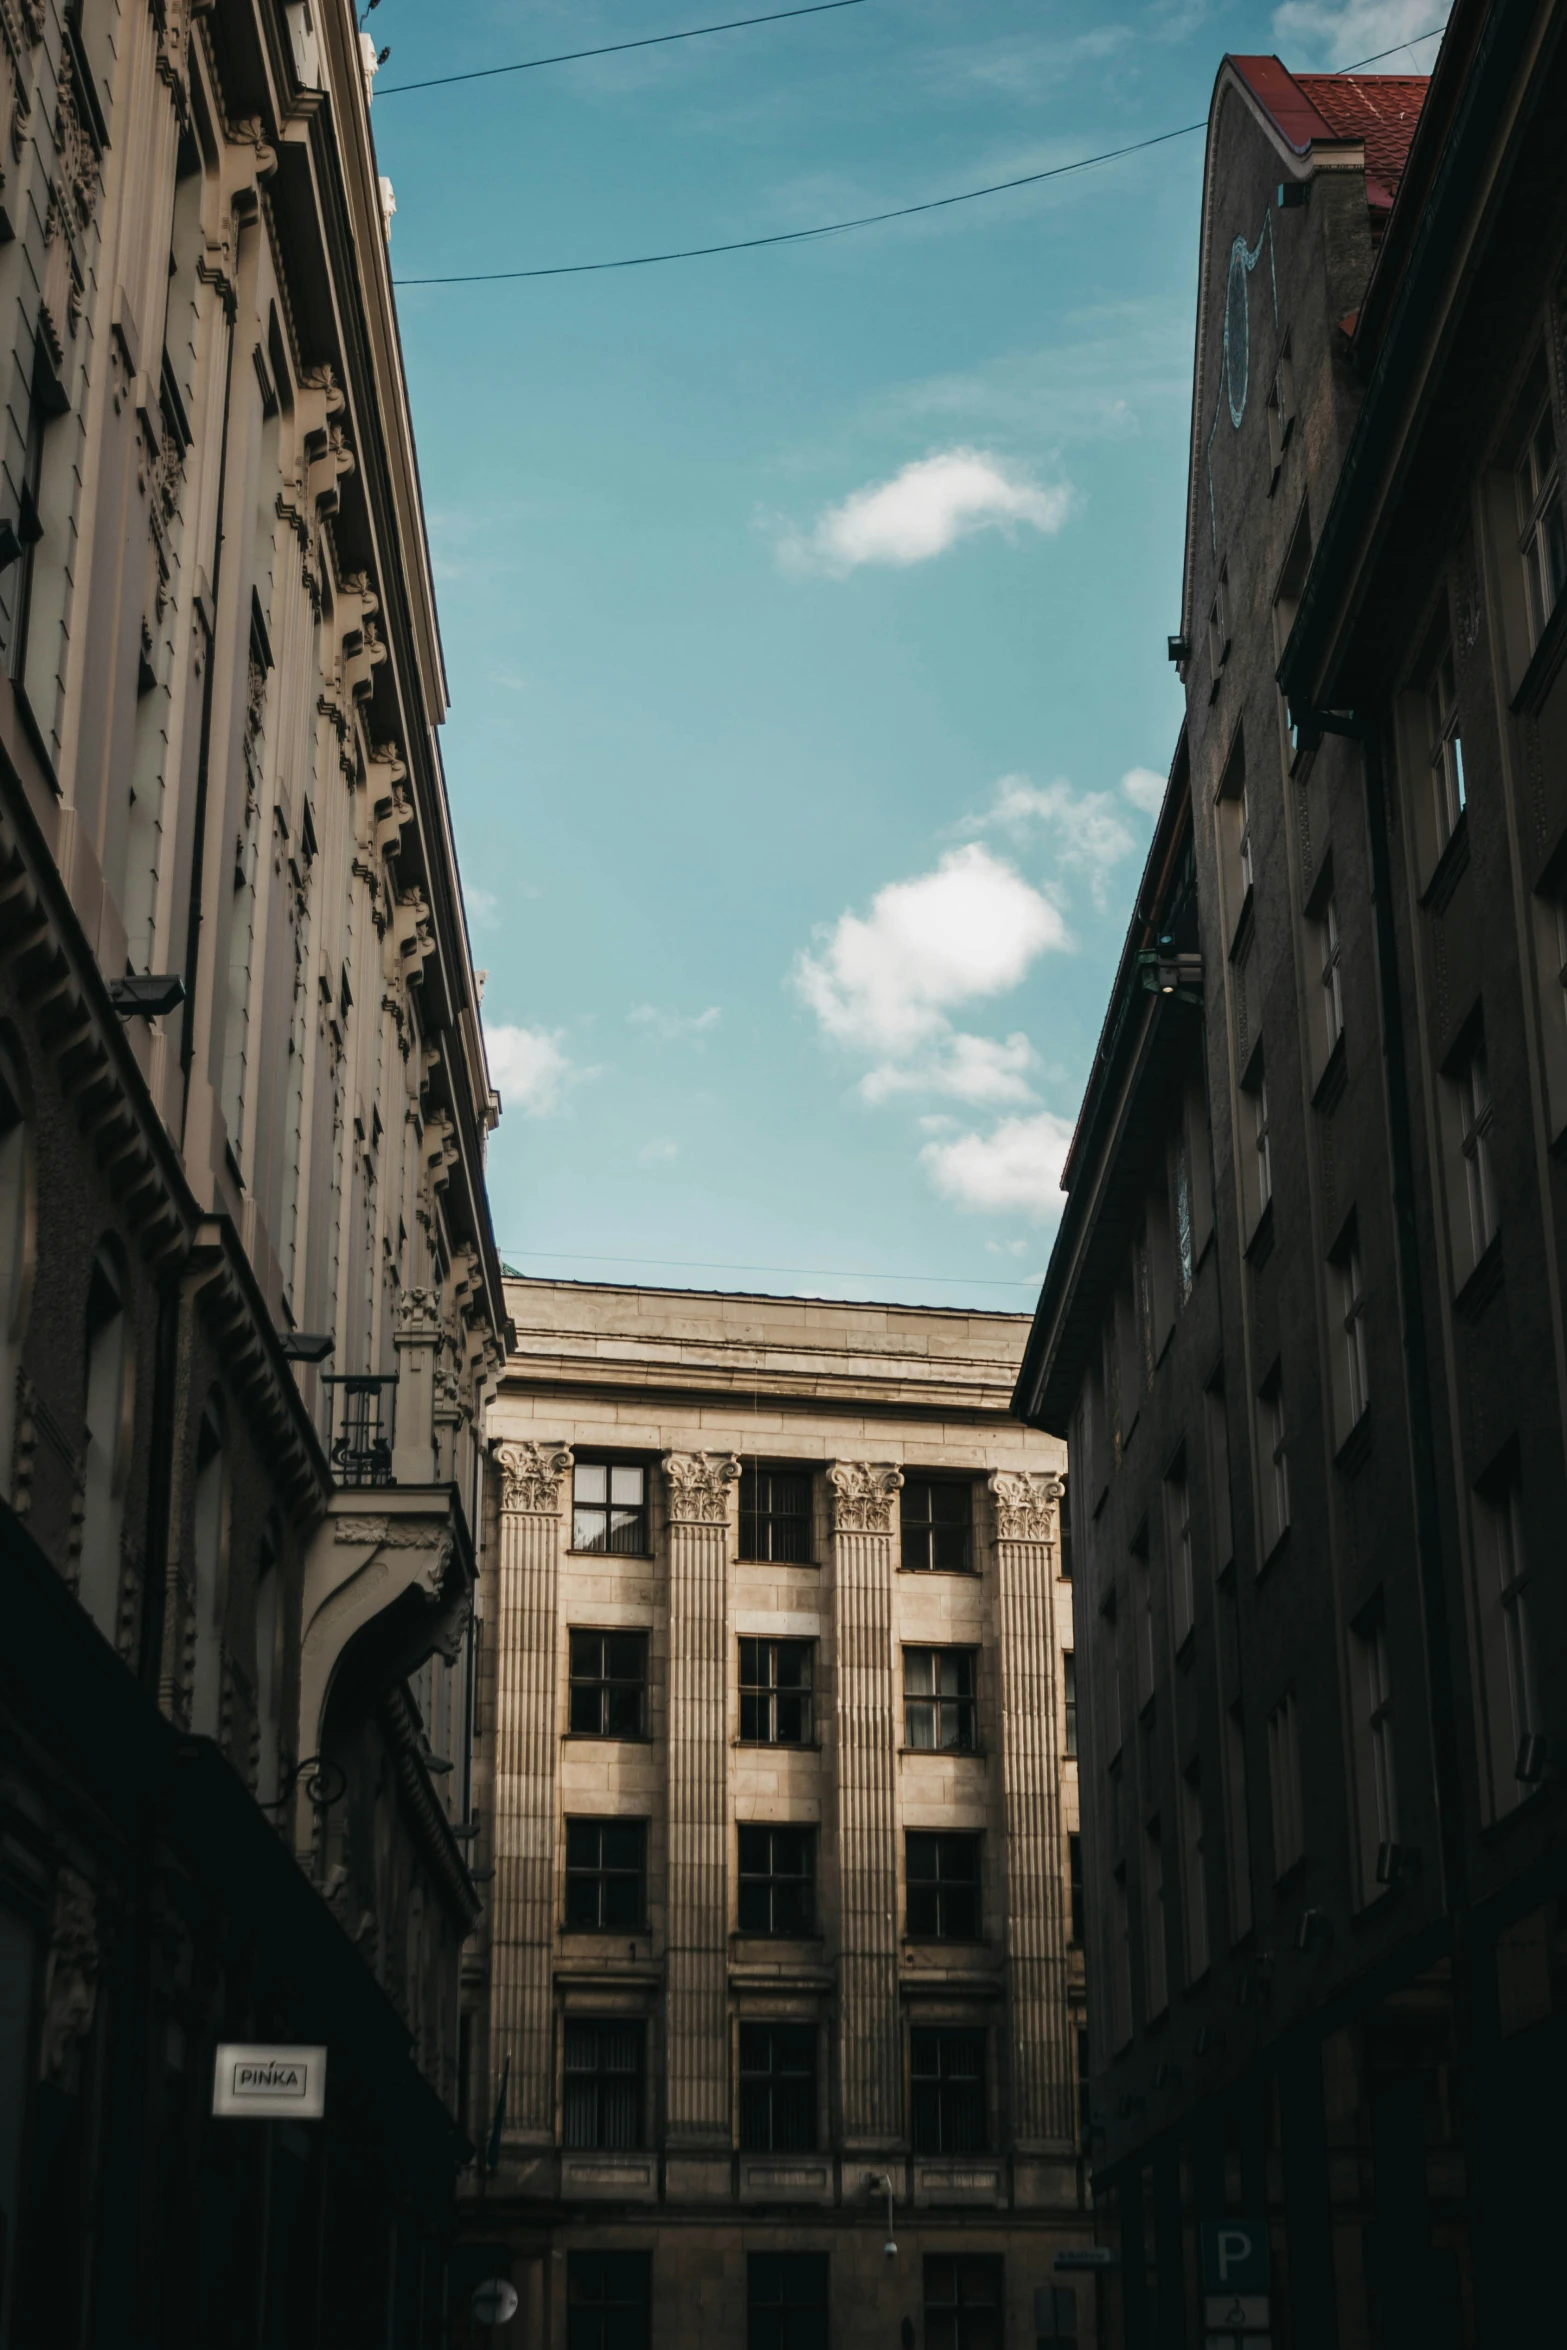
[190, 1399, 227, 1737]
[78, 1244, 131, 1638]
[0, 1040, 33, 1493]
[255, 1514, 283, 1804]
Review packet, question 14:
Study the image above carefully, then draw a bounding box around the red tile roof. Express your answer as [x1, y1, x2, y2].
[1229, 55, 1430, 216]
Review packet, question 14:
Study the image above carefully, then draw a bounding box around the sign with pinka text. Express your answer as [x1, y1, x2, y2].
[212, 2044, 328, 2120]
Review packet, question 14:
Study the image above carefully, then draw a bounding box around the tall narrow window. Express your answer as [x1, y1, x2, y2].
[747, 2255, 828, 2350]
[1266, 342, 1295, 483]
[1142, 1823, 1168, 2018]
[1331, 1236, 1369, 1444]
[1224, 1707, 1253, 1940]
[1068, 1833, 1084, 1947]
[901, 1479, 973, 1573]
[738, 1466, 813, 1563]
[572, 1461, 648, 1555]
[1427, 644, 1466, 850]
[1208, 564, 1230, 682]
[738, 1825, 815, 1937]
[1257, 1374, 1290, 1558]
[1180, 1770, 1209, 1981]
[1309, 890, 1344, 1075]
[739, 2024, 816, 2153]
[1205, 1381, 1234, 1572]
[740, 1639, 815, 1745]
[564, 1819, 648, 1931]
[1516, 386, 1566, 650]
[1267, 1693, 1305, 1878]
[906, 1832, 982, 1941]
[1173, 1123, 1195, 1302]
[569, 1631, 649, 1738]
[567, 2251, 651, 2350]
[1455, 1044, 1498, 1266]
[1475, 1466, 1538, 1807]
[564, 2020, 645, 2150]
[904, 1648, 977, 1753]
[1352, 1605, 1398, 1898]
[190, 1403, 227, 1738]
[923, 2255, 1002, 2350]
[910, 2034, 987, 2156]
[1216, 733, 1250, 937]
[1062, 1651, 1077, 1760]
[1241, 1064, 1273, 1233]
[1165, 1459, 1194, 1648]
[78, 1245, 130, 1641]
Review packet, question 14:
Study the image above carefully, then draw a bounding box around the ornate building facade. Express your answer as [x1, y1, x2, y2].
[0, 0, 505, 2340]
[464, 1279, 1090, 2349]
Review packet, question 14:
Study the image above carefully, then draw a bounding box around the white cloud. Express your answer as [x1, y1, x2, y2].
[483, 1022, 574, 1119]
[793, 844, 1066, 1058]
[861, 1030, 1037, 1108]
[628, 1003, 722, 1038]
[1121, 766, 1167, 816]
[638, 1137, 679, 1164]
[784, 448, 1071, 574]
[465, 886, 499, 927]
[920, 1109, 1076, 1219]
[1271, 0, 1450, 67]
[971, 773, 1136, 908]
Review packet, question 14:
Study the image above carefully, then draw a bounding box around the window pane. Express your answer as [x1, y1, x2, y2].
[905, 1650, 935, 1696]
[570, 1684, 604, 1735]
[602, 1822, 644, 1872]
[575, 1465, 607, 1505]
[574, 1507, 608, 1552]
[605, 1633, 643, 1680]
[610, 1465, 644, 1505]
[606, 1684, 643, 1738]
[566, 1819, 598, 1869]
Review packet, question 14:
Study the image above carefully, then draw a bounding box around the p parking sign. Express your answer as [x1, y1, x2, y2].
[1200, 2222, 1269, 2295]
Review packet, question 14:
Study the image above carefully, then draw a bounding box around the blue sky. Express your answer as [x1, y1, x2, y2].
[372, 0, 1446, 1310]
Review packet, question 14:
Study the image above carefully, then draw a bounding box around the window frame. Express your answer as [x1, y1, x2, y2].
[1266, 1693, 1305, 1879]
[1516, 384, 1566, 651]
[747, 2253, 829, 2350]
[738, 1637, 816, 1747]
[568, 1628, 649, 1740]
[910, 2034, 989, 2159]
[900, 1477, 975, 1574]
[737, 1822, 817, 1938]
[571, 1458, 650, 1558]
[905, 1829, 983, 1943]
[563, 2016, 646, 2151]
[738, 1465, 814, 1565]
[1426, 642, 1466, 852]
[567, 2252, 652, 2350]
[903, 1646, 979, 1754]
[563, 1817, 649, 1933]
[738, 2022, 818, 2155]
[1062, 1650, 1077, 1760]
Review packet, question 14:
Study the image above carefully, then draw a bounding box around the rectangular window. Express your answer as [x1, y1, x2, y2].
[564, 1818, 648, 1931]
[1516, 386, 1566, 650]
[1475, 1467, 1538, 1807]
[1165, 1460, 1194, 1648]
[925, 2257, 1002, 2350]
[1310, 890, 1344, 1074]
[1224, 1706, 1253, 1940]
[1062, 1651, 1077, 1759]
[1266, 342, 1295, 483]
[738, 2024, 817, 2154]
[906, 1831, 982, 1941]
[1456, 1043, 1499, 1266]
[1427, 644, 1466, 850]
[563, 2019, 645, 2150]
[568, 1630, 648, 1739]
[1037, 2285, 1079, 2349]
[567, 2252, 651, 2350]
[1208, 565, 1230, 681]
[739, 1466, 813, 1564]
[1267, 1694, 1305, 1878]
[1257, 1374, 1290, 1559]
[572, 1461, 648, 1556]
[901, 1479, 974, 1573]
[1352, 1605, 1398, 1899]
[1205, 1381, 1234, 1571]
[1132, 1535, 1155, 1709]
[1058, 1484, 1073, 1580]
[1173, 1122, 1196, 1302]
[1180, 1770, 1209, 1982]
[737, 1824, 816, 1937]
[1273, 500, 1314, 767]
[1068, 1831, 1084, 1946]
[1331, 1236, 1369, 1445]
[911, 2036, 987, 2159]
[747, 2254, 828, 2350]
[739, 1638, 815, 1745]
[1142, 1823, 1168, 2018]
[904, 1648, 978, 1752]
[1241, 1065, 1272, 1233]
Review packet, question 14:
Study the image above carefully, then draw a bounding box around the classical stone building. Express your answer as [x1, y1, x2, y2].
[464, 1278, 1090, 2349]
[1014, 11, 1567, 2345]
[0, 0, 504, 2339]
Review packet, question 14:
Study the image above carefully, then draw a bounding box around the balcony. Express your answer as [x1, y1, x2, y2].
[323, 1371, 398, 1487]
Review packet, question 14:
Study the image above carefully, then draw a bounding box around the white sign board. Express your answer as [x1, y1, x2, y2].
[212, 2044, 327, 2119]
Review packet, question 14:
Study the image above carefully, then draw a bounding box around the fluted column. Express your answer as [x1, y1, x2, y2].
[828, 1460, 904, 2149]
[990, 1470, 1074, 2147]
[662, 1449, 740, 2147]
[490, 1439, 573, 2143]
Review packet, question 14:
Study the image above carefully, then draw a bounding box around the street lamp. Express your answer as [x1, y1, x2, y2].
[865, 2171, 898, 2259]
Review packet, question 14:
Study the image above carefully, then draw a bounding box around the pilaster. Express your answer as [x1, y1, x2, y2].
[990, 1469, 1075, 2149]
[662, 1449, 740, 2150]
[490, 1439, 572, 2144]
[828, 1460, 904, 2150]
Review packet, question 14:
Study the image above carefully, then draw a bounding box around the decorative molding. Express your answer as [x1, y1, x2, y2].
[988, 1469, 1064, 1545]
[661, 1448, 740, 1525]
[493, 1440, 573, 1518]
[827, 1459, 903, 1535]
[39, 1869, 97, 2081]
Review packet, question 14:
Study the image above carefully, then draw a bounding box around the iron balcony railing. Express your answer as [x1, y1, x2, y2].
[322, 1372, 399, 1488]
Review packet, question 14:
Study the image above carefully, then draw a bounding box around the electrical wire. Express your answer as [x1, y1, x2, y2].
[376, 0, 867, 99]
[391, 23, 1449, 288]
[499, 1248, 1040, 1289]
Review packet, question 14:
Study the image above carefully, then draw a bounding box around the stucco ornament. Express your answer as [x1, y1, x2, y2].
[661, 1450, 740, 1525]
[39, 1869, 98, 2081]
[988, 1469, 1065, 1544]
[828, 1461, 904, 1535]
[493, 1440, 574, 1517]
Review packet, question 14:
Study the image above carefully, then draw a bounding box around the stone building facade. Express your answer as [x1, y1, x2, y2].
[0, 0, 505, 2340]
[1015, 13, 1567, 2347]
[465, 1279, 1091, 2350]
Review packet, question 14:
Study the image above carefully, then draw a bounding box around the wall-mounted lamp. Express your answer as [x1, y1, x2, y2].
[865, 2172, 898, 2259]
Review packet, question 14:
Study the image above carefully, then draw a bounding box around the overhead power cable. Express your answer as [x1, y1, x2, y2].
[499, 1247, 1040, 1289]
[390, 23, 1449, 289]
[376, 0, 867, 98]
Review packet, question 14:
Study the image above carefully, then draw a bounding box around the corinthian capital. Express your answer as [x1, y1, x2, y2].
[661, 1450, 741, 1526]
[828, 1460, 904, 1535]
[988, 1469, 1065, 1544]
[494, 1440, 574, 1517]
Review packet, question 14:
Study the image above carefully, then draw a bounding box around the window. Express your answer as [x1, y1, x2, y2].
[1068, 1832, 1084, 1946]
[1426, 644, 1466, 850]
[1037, 2286, 1079, 2350]
[1180, 1770, 1209, 1981]
[906, 1832, 982, 1941]
[564, 1818, 647, 1931]
[569, 1630, 648, 1738]
[1267, 1694, 1304, 1878]
[748, 2254, 828, 2350]
[1208, 564, 1230, 682]
[567, 2252, 651, 2350]
[1516, 386, 1566, 650]
[563, 2019, 645, 2150]
[1454, 1043, 1499, 1267]
[1062, 1652, 1077, 1760]
[79, 1243, 130, 1640]
[739, 2024, 816, 2153]
[1173, 1122, 1196, 1301]
[1273, 500, 1314, 766]
[1313, 892, 1344, 1065]
[1224, 1706, 1253, 1940]
[1205, 1379, 1234, 1571]
[1474, 1467, 1538, 1807]
[1165, 1460, 1194, 1648]
[1351, 1605, 1398, 1898]
[1058, 1482, 1072, 1580]
[572, 1460, 648, 1555]
[738, 1825, 815, 1936]
[1331, 1236, 1369, 1444]
[1142, 1823, 1168, 2018]
[740, 1639, 815, 1745]
[1258, 1374, 1290, 1558]
[1266, 342, 1295, 483]
[1241, 1065, 1272, 1234]
[925, 2256, 1001, 2350]
[904, 1648, 977, 1752]
[739, 1466, 813, 1563]
[911, 2035, 987, 2158]
[901, 1479, 973, 1573]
